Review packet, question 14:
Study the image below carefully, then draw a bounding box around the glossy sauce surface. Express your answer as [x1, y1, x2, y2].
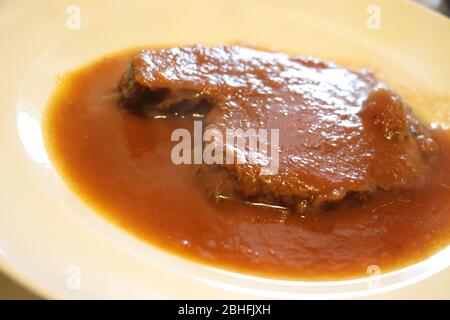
[44, 50, 450, 280]
[124, 46, 437, 211]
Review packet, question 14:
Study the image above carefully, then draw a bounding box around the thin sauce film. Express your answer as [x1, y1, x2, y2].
[44, 49, 450, 280]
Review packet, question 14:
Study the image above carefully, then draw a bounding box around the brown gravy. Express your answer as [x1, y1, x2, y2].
[44, 49, 450, 280]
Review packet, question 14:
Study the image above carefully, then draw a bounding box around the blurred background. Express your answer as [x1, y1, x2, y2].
[0, 0, 449, 300]
[416, 0, 449, 15]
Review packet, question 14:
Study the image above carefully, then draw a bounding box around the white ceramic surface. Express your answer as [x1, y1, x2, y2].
[1, 0, 449, 299]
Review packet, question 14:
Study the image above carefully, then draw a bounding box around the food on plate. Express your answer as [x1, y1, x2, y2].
[118, 45, 439, 213]
[44, 45, 450, 280]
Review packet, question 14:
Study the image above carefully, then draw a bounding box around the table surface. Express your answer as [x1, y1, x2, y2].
[0, 272, 39, 300]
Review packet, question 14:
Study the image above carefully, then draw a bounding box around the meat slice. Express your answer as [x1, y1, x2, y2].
[118, 45, 439, 213]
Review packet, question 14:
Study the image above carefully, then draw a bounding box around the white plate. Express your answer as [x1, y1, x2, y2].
[1, 0, 450, 299]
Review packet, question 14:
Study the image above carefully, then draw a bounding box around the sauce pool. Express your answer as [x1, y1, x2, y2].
[44, 50, 450, 280]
